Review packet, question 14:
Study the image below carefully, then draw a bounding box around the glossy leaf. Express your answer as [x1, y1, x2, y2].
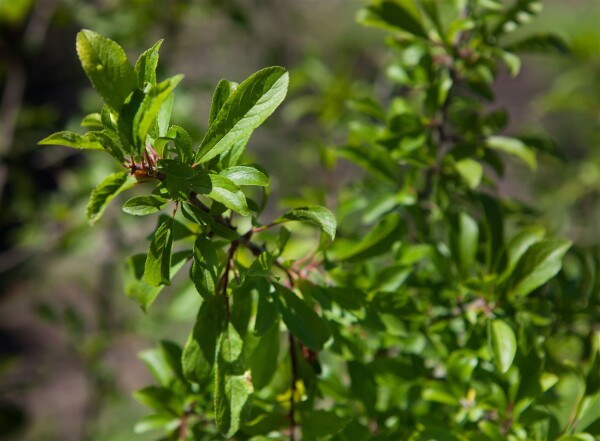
[219, 166, 269, 187]
[509, 239, 571, 297]
[486, 136, 537, 170]
[491, 319, 517, 374]
[502, 226, 546, 278]
[206, 175, 249, 216]
[122, 195, 168, 216]
[456, 212, 479, 273]
[195, 67, 288, 163]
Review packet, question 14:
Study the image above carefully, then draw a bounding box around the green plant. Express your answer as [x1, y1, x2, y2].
[39, 1, 600, 440]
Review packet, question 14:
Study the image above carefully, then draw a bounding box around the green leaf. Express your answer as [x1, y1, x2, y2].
[455, 212, 479, 273]
[508, 239, 571, 297]
[254, 280, 279, 336]
[336, 213, 403, 261]
[157, 159, 194, 178]
[157, 94, 174, 138]
[159, 340, 184, 381]
[219, 166, 269, 187]
[585, 333, 600, 395]
[249, 323, 280, 389]
[182, 296, 224, 383]
[134, 39, 163, 88]
[502, 226, 546, 278]
[133, 414, 179, 434]
[348, 361, 377, 414]
[206, 175, 249, 216]
[38, 131, 105, 151]
[144, 217, 174, 286]
[357, 0, 428, 38]
[505, 33, 570, 55]
[76, 30, 136, 111]
[133, 75, 184, 150]
[80, 113, 103, 129]
[209, 79, 238, 126]
[166, 125, 193, 164]
[139, 347, 174, 386]
[123, 195, 168, 216]
[497, 49, 522, 77]
[215, 323, 253, 437]
[124, 251, 189, 311]
[220, 136, 250, 168]
[195, 67, 289, 164]
[190, 235, 220, 299]
[455, 158, 483, 189]
[491, 319, 517, 374]
[247, 252, 273, 277]
[133, 386, 181, 415]
[275, 283, 330, 351]
[86, 172, 135, 225]
[87, 129, 125, 161]
[274, 206, 336, 240]
[486, 136, 537, 170]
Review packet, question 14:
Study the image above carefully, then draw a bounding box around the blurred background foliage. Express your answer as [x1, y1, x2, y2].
[0, 0, 597, 440]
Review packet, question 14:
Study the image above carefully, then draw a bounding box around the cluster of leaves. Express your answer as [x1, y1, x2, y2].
[39, 1, 600, 440]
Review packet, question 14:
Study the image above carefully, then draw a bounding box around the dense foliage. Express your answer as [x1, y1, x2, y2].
[39, 1, 599, 440]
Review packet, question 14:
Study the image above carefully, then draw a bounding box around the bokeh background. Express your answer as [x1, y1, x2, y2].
[0, 0, 598, 440]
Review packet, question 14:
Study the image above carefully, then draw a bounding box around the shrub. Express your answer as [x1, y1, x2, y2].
[40, 1, 599, 440]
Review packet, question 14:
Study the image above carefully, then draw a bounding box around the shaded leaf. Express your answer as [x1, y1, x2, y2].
[274, 206, 336, 240]
[357, 0, 428, 38]
[336, 213, 403, 261]
[209, 79, 238, 126]
[505, 33, 570, 55]
[275, 283, 330, 351]
[86, 172, 135, 225]
[182, 296, 224, 383]
[249, 322, 280, 389]
[486, 136, 537, 169]
[144, 217, 174, 286]
[124, 251, 189, 311]
[157, 159, 194, 178]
